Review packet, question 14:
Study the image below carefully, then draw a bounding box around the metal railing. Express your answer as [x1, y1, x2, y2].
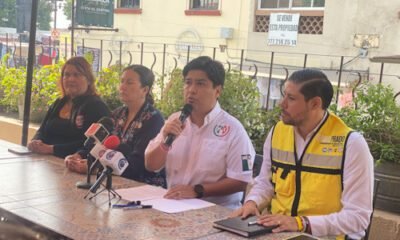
[1, 33, 399, 108]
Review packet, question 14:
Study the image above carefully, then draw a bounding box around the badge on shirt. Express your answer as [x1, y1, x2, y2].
[75, 115, 84, 129]
[241, 154, 252, 171]
[213, 124, 230, 137]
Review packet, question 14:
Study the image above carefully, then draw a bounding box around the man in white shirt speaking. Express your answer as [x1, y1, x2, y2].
[231, 69, 374, 239]
[145, 56, 255, 209]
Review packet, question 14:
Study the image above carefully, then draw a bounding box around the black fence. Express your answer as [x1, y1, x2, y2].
[1, 33, 399, 109]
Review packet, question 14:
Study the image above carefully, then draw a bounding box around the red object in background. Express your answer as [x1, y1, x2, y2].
[38, 53, 52, 65]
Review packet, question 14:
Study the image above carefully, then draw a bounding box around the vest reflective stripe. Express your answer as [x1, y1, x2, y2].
[272, 148, 343, 168]
[270, 113, 351, 220]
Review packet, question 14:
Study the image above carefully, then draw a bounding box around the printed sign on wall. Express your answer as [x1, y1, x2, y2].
[268, 13, 300, 46]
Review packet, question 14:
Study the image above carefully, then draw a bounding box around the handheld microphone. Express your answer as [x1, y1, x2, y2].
[88, 144, 130, 194]
[163, 104, 192, 147]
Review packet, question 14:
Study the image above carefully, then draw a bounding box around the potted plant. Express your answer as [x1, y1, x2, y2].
[331, 82, 400, 214]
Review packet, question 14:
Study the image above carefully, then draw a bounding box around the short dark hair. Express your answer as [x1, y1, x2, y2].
[288, 69, 333, 110]
[182, 56, 225, 87]
[122, 64, 155, 104]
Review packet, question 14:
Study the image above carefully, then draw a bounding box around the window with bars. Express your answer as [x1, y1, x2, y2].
[190, 0, 219, 10]
[119, 0, 140, 8]
[259, 0, 324, 9]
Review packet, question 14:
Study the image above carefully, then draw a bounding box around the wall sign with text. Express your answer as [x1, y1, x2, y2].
[76, 0, 114, 28]
[268, 13, 300, 47]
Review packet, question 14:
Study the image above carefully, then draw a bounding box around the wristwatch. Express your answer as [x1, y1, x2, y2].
[194, 184, 204, 198]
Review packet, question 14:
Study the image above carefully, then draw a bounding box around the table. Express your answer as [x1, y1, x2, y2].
[0, 139, 309, 240]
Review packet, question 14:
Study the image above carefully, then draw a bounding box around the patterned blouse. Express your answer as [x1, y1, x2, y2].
[112, 102, 166, 188]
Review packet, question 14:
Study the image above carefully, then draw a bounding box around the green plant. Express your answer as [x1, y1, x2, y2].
[96, 65, 123, 110]
[154, 69, 184, 118]
[220, 71, 279, 153]
[0, 61, 61, 122]
[331, 83, 400, 164]
[0, 66, 26, 112]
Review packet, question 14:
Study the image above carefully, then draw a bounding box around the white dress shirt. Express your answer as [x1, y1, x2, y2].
[147, 102, 255, 209]
[246, 113, 374, 238]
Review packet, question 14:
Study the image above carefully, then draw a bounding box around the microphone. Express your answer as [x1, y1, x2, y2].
[89, 135, 120, 175]
[76, 134, 119, 190]
[88, 143, 130, 194]
[103, 135, 120, 150]
[163, 104, 192, 147]
[84, 117, 114, 143]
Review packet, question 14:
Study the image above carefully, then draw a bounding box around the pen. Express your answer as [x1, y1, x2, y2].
[248, 220, 259, 226]
[123, 205, 153, 210]
[112, 201, 141, 209]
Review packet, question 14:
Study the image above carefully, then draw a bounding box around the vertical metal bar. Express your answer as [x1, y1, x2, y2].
[19, 37, 22, 66]
[53, 35, 58, 64]
[100, 39, 103, 70]
[239, 49, 244, 72]
[212, 47, 216, 60]
[71, 0, 75, 56]
[303, 54, 308, 69]
[335, 56, 344, 105]
[186, 45, 190, 64]
[82, 38, 85, 55]
[22, 0, 39, 146]
[48, 36, 51, 63]
[379, 63, 384, 84]
[6, 33, 8, 67]
[140, 42, 143, 65]
[119, 41, 123, 72]
[266, 52, 274, 110]
[64, 37, 67, 59]
[161, 44, 167, 98]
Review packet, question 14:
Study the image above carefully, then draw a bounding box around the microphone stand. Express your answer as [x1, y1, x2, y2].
[84, 171, 121, 206]
[76, 154, 96, 189]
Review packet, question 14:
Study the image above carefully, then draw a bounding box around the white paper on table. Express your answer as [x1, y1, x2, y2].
[115, 185, 215, 213]
[142, 198, 215, 214]
[116, 185, 167, 201]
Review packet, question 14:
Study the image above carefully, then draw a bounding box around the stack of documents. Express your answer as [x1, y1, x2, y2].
[116, 185, 215, 213]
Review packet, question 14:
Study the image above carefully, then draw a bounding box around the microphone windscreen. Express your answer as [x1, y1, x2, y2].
[103, 135, 120, 150]
[182, 104, 193, 116]
[98, 117, 114, 132]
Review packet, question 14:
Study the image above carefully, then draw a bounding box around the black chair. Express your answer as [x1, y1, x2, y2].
[253, 154, 263, 178]
[241, 154, 264, 204]
[364, 178, 381, 240]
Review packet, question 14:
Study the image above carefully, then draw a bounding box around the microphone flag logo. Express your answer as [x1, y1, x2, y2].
[118, 159, 128, 170]
[106, 150, 116, 160]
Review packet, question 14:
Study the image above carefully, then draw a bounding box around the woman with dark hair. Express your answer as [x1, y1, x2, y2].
[28, 56, 111, 158]
[65, 65, 166, 187]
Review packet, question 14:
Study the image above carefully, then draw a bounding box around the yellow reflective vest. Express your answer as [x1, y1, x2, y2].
[270, 112, 352, 218]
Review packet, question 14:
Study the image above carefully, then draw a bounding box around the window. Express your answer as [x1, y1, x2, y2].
[190, 0, 219, 10]
[259, 0, 324, 9]
[119, 0, 140, 8]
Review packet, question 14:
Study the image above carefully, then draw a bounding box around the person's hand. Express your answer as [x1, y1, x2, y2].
[230, 200, 260, 218]
[28, 140, 53, 155]
[65, 153, 87, 174]
[164, 185, 197, 199]
[161, 116, 186, 139]
[258, 214, 299, 233]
